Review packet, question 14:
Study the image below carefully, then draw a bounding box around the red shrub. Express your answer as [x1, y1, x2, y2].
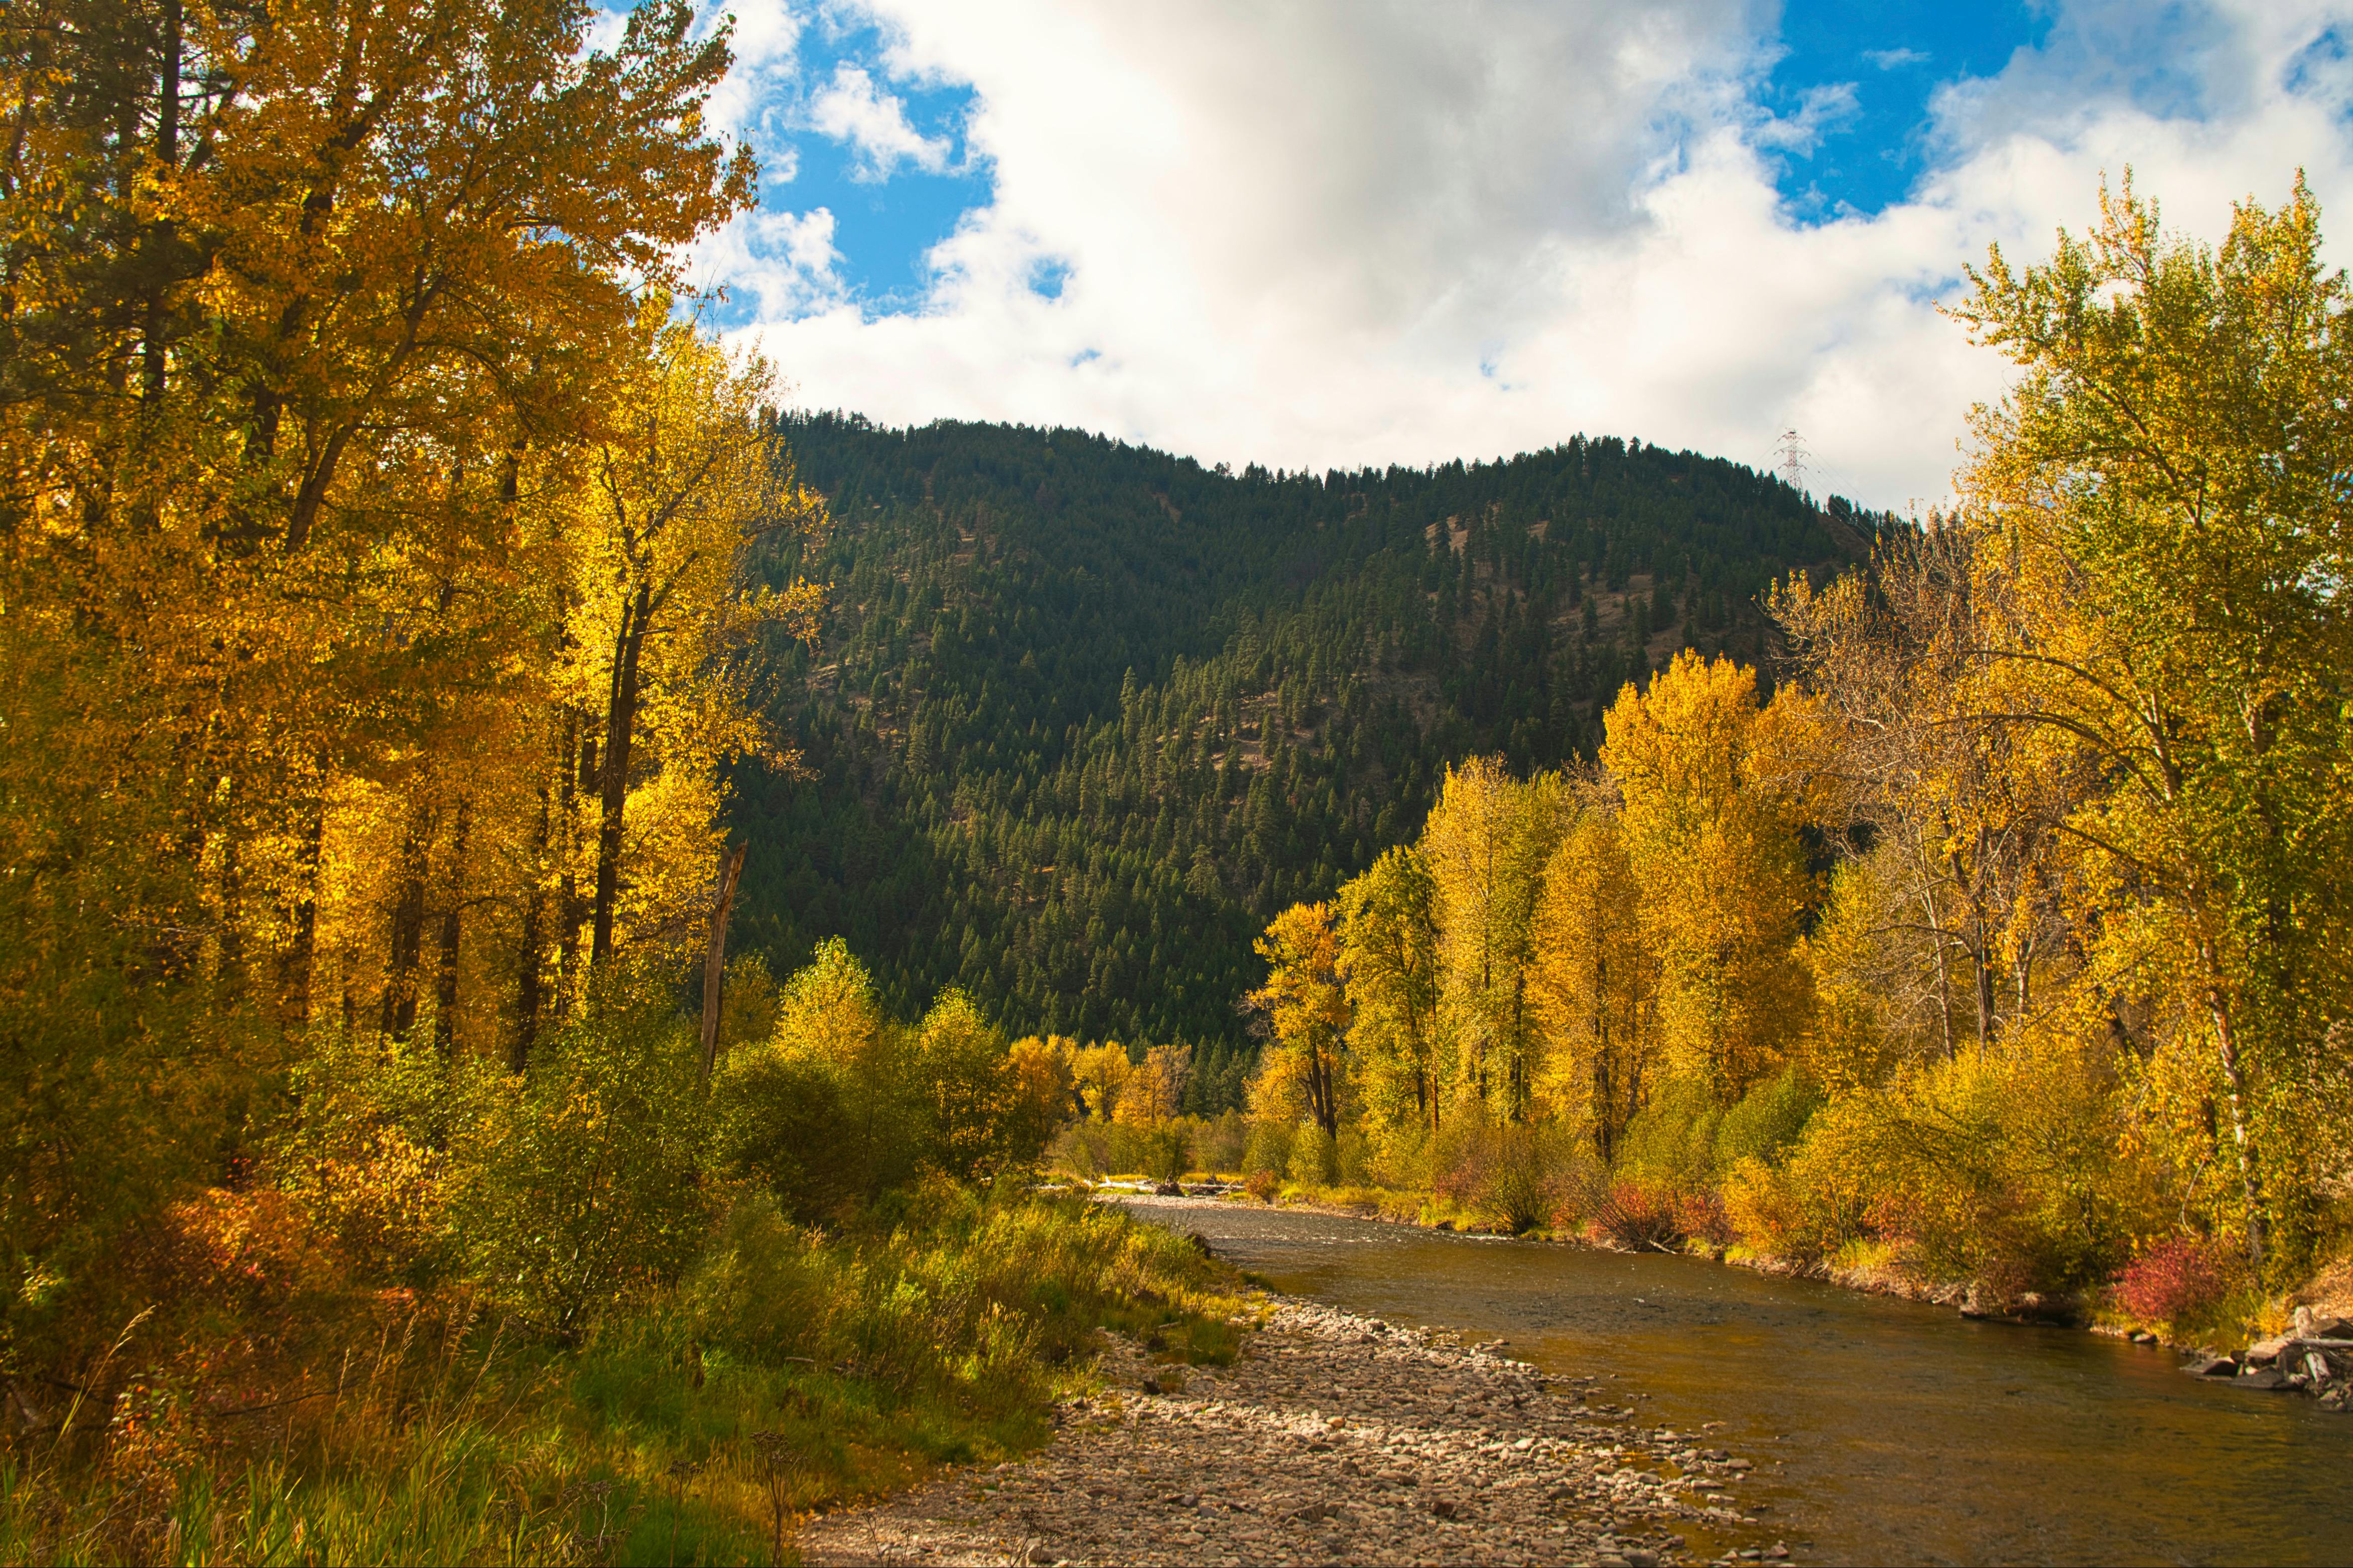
[2111, 1236, 2232, 1329]
[1584, 1180, 1685, 1251]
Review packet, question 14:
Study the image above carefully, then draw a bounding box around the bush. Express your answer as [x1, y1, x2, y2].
[1137, 1118, 1194, 1184]
[1716, 1067, 1822, 1168]
[1244, 1169, 1280, 1203]
[1778, 1044, 2153, 1299]
[1244, 1118, 1295, 1178]
[1617, 1077, 1724, 1192]
[1288, 1123, 1339, 1186]
[2111, 1236, 2238, 1333]
[447, 973, 710, 1339]
[1582, 1178, 1687, 1250]
[1192, 1109, 1249, 1174]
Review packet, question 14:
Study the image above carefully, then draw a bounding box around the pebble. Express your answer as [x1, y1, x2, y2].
[799, 1296, 1771, 1566]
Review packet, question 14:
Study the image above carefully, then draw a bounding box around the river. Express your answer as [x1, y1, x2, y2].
[1128, 1199, 2353, 1566]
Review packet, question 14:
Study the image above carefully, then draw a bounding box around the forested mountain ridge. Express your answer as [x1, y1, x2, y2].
[731, 414, 1890, 1071]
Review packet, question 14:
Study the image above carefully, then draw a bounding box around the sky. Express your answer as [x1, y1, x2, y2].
[673, 0, 2353, 509]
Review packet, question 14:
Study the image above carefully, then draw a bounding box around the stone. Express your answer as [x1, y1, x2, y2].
[2235, 1366, 2289, 1390]
[2303, 1314, 2353, 1340]
[2183, 1355, 2238, 1377]
[1429, 1498, 1460, 1519]
[1140, 1377, 1161, 1395]
[2247, 1336, 2294, 1365]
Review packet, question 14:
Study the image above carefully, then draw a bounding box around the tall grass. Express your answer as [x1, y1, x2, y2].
[0, 1190, 1238, 1566]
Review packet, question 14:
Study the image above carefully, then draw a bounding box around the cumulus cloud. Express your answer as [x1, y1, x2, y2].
[718, 0, 2353, 507]
[808, 63, 953, 180]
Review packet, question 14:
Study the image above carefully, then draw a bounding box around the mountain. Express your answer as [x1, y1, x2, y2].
[728, 415, 1882, 1092]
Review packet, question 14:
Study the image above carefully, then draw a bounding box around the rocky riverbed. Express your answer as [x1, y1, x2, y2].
[799, 1295, 1791, 1568]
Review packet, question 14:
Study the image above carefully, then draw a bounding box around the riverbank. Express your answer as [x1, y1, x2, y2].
[799, 1286, 1786, 1568]
[1134, 1181, 2353, 1396]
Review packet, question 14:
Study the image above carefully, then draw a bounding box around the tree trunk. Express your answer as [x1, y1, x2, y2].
[514, 768, 553, 1072]
[558, 711, 588, 998]
[698, 842, 749, 1091]
[2203, 949, 2268, 1271]
[431, 797, 471, 1058]
[591, 585, 649, 966]
[380, 807, 431, 1039]
[279, 788, 325, 1027]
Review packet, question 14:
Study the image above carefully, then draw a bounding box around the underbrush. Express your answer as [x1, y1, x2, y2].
[0, 1189, 1239, 1566]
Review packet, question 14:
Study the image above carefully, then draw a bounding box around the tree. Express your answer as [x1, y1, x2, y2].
[1528, 797, 1655, 1161]
[1247, 902, 1350, 1137]
[1601, 652, 1822, 1100]
[1421, 758, 1563, 1122]
[1946, 174, 2353, 1272]
[1335, 846, 1443, 1135]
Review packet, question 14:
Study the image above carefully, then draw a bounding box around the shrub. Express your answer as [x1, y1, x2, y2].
[1617, 1077, 1724, 1192]
[1778, 1043, 2153, 1299]
[447, 972, 710, 1339]
[1137, 1118, 1194, 1184]
[1242, 1117, 1294, 1177]
[1191, 1109, 1249, 1174]
[1716, 1067, 1823, 1168]
[2111, 1236, 2236, 1332]
[1336, 1128, 1374, 1186]
[710, 1046, 856, 1221]
[1244, 1169, 1280, 1204]
[1583, 1178, 1686, 1251]
[1288, 1123, 1339, 1186]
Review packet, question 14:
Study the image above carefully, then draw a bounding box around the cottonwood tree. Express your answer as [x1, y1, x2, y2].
[1948, 175, 2353, 1273]
[1335, 845, 1443, 1137]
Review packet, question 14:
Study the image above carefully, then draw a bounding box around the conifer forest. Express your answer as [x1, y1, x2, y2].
[2, 3, 2348, 1564]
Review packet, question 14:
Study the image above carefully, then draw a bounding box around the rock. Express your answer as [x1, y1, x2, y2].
[2235, 1366, 2289, 1390]
[1429, 1498, 1460, 1519]
[1025, 1548, 1057, 1565]
[2246, 1336, 2293, 1365]
[2183, 1355, 2238, 1377]
[1140, 1377, 1161, 1395]
[2129, 1331, 2156, 1345]
[2299, 1313, 2353, 1340]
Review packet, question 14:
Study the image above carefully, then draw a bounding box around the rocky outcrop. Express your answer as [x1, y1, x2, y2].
[798, 1298, 1791, 1567]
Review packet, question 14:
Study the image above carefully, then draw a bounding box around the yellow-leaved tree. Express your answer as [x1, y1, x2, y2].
[1601, 652, 1826, 1100]
[1420, 758, 1565, 1122]
[1247, 902, 1351, 1138]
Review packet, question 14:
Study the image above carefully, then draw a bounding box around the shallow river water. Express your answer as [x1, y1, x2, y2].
[1129, 1200, 2352, 1566]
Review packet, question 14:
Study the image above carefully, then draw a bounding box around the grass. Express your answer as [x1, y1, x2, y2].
[0, 1189, 1242, 1566]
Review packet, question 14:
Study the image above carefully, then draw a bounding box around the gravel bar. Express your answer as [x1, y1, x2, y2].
[800, 1296, 1788, 1567]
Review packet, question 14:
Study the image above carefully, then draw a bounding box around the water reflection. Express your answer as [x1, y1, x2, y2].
[1123, 1199, 2353, 1567]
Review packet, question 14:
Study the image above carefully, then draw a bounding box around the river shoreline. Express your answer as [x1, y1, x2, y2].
[799, 1290, 1786, 1568]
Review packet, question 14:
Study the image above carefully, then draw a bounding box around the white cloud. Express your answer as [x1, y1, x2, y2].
[807, 63, 953, 180]
[720, 0, 2353, 508]
[1864, 47, 1930, 70]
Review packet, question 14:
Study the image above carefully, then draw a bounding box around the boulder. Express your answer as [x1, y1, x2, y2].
[2235, 1366, 2289, 1390]
[2184, 1355, 2239, 1378]
[2246, 1335, 2294, 1365]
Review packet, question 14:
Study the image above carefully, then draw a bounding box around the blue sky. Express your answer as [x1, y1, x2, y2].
[686, 1, 2353, 505]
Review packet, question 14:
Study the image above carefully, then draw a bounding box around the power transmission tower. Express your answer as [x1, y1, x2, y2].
[1773, 428, 1810, 494]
